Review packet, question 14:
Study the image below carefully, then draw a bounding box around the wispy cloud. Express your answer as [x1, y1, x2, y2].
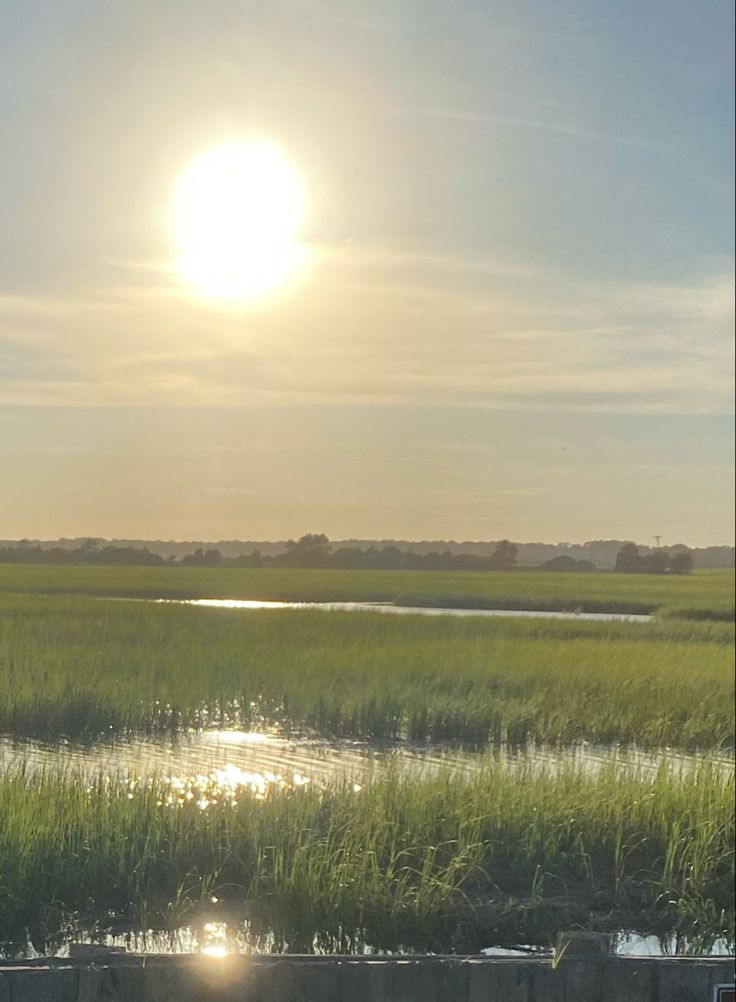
[0, 252, 732, 415]
[399, 108, 665, 150]
[316, 244, 537, 281]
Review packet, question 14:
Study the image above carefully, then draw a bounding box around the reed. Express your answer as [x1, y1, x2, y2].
[0, 758, 731, 955]
[0, 594, 732, 750]
[0, 564, 732, 620]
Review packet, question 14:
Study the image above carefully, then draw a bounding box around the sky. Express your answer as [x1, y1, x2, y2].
[0, 0, 733, 545]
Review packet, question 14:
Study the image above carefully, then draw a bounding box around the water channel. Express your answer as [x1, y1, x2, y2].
[147, 597, 653, 622]
[2, 727, 730, 793]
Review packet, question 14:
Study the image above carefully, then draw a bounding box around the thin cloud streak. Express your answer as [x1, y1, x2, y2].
[0, 256, 732, 415]
[400, 108, 666, 150]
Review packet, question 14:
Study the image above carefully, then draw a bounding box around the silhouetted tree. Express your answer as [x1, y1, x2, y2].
[670, 550, 694, 575]
[489, 539, 518, 570]
[642, 549, 670, 574]
[540, 555, 578, 572]
[331, 547, 363, 568]
[614, 543, 642, 573]
[181, 547, 223, 566]
[615, 543, 681, 574]
[575, 560, 597, 572]
[284, 533, 330, 567]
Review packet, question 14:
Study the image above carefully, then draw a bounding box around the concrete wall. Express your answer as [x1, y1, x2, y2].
[0, 953, 733, 1002]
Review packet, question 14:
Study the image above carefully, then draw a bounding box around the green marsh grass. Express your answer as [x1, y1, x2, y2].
[0, 564, 732, 619]
[0, 759, 732, 954]
[0, 571, 733, 956]
[0, 593, 732, 749]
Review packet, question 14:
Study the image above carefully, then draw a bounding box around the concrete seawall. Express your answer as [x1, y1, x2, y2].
[0, 952, 733, 1002]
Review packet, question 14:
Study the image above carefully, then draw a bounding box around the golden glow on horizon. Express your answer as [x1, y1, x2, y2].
[173, 140, 306, 301]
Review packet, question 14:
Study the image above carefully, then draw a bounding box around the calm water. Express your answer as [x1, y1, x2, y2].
[148, 597, 653, 622]
[15, 922, 732, 960]
[1, 730, 728, 790]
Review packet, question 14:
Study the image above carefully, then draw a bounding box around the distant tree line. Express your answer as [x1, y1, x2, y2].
[182, 534, 521, 571]
[613, 543, 693, 575]
[0, 540, 164, 566]
[0, 535, 520, 572]
[3, 536, 732, 568]
[0, 536, 699, 575]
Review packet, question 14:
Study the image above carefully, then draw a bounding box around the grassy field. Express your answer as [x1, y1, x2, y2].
[0, 759, 732, 955]
[0, 563, 732, 619]
[0, 592, 733, 749]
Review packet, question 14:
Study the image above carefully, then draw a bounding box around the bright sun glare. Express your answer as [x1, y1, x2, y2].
[173, 140, 306, 301]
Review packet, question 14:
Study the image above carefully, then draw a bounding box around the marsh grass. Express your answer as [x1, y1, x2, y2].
[0, 564, 732, 620]
[0, 759, 732, 955]
[0, 571, 733, 957]
[0, 594, 733, 749]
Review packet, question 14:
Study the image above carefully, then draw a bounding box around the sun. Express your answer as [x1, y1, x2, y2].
[172, 139, 306, 301]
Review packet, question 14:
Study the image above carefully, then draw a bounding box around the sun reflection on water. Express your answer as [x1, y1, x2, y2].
[201, 921, 229, 956]
[142, 762, 314, 810]
[202, 730, 275, 745]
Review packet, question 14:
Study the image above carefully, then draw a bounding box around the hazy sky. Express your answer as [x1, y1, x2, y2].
[1, 0, 733, 544]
